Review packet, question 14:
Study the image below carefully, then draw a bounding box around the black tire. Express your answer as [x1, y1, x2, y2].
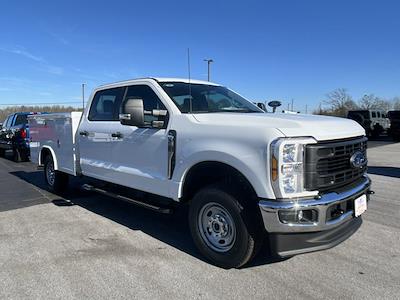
[13, 147, 29, 162]
[188, 184, 264, 269]
[44, 155, 69, 193]
[12, 147, 22, 162]
[0, 149, 4, 157]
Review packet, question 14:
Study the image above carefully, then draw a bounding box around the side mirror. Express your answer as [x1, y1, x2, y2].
[268, 100, 282, 113]
[257, 102, 267, 111]
[120, 98, 145, 127]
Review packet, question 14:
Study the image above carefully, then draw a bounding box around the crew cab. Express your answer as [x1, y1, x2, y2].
[0, 112, 38, 162]
[29, 78, 372, 268]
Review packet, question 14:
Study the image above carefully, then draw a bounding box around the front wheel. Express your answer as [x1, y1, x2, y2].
[188, 184, 264, 268]
[44, 155, 69, 193]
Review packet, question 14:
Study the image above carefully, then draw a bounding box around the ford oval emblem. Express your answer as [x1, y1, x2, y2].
[350, 151, 367, 168]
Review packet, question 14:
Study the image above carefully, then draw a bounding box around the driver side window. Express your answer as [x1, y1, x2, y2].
[124, 85, 167, 124]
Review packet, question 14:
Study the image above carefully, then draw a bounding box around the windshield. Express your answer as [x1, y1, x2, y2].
[160, 82, 261, 113]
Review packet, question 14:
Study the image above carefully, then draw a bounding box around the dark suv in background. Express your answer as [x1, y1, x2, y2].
[388, 110, 400, 141]
[0, 112, 40, 162]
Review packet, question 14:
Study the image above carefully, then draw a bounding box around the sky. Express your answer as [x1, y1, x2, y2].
[0, 0, 399, 112]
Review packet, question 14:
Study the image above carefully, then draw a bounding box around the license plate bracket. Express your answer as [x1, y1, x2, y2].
[354, 194, 367, 217]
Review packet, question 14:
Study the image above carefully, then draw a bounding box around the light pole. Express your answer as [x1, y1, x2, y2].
[82, 83, 86, 109]
[203, 59, 213, 81]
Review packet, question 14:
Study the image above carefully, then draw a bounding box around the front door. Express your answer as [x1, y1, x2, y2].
[109, 84, 170, 197]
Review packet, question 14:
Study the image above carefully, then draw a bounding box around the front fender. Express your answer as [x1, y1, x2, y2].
[172, 150, 274, 200]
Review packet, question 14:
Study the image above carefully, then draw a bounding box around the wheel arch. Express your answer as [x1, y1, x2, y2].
[179, 161, 259, 204]
[39, 146, 59, 170]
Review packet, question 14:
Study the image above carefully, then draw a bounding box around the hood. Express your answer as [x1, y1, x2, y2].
[192, 113, 365, 141]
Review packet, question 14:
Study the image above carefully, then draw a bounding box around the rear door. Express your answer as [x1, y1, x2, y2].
[78, 87, 126, 181]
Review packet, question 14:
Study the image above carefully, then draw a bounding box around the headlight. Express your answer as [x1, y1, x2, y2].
[271, 137, 319, 199]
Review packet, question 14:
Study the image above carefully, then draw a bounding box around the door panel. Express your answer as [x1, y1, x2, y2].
[109, 125, 169, 197]
[111, 83, 171, 197]
[78, 87, 126, 181]
[78, 120, 122, 181]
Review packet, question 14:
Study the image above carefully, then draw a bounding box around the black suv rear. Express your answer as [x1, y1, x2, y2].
[0, 112, 35, 162]
[388, 110, 400, 141]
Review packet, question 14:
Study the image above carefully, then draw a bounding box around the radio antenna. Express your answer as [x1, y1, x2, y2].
[187, 48, 193, 113]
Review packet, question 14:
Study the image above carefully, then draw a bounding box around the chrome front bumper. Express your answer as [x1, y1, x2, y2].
[259, 175, 371, 233]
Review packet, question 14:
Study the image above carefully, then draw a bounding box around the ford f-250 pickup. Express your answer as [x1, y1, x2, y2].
[29, 78, 372, 268]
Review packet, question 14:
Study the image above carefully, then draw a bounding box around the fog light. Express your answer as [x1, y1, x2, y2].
[279, 209, 318, 224]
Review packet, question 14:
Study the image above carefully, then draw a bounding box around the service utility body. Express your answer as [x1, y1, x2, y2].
[29, 78, 372, 268]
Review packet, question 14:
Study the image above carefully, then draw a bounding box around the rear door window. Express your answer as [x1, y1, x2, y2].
[88, 87, 126, 121]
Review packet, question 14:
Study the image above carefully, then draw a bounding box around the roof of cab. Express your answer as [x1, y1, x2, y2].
[97, 77, 221, 90]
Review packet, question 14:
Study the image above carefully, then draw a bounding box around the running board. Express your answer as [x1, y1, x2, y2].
[81, 184, 173, 214]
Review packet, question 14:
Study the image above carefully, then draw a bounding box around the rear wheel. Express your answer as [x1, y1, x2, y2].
[13, 147, 29, 162]
[12, 147, 22, 162]
[44, 155, 69, 193]
[0, 149, 4, 157]
[188, 184, 264, 268]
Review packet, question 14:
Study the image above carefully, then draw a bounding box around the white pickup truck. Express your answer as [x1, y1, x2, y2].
[29, 78, 372, 268]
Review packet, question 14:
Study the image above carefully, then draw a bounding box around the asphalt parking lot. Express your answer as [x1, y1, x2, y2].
[0, 140, 399, 300]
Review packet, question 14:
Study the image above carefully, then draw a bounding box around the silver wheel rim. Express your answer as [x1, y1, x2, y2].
[46, 161, 55, 186]
[198, 202, 236, 252]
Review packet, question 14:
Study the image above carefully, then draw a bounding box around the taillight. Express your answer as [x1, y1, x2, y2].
[20, 129, 27, 139]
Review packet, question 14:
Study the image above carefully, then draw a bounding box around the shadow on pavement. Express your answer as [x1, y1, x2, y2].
[368, 166, 400, 178]
[10, 170, 287, 269]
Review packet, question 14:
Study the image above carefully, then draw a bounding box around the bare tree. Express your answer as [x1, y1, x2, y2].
[359, 94, 378, 109]
[371, 99, 392, 111]
[323, 88, 358, 116]
[392, 97, 400, 110]
[359, 94, 392, 111]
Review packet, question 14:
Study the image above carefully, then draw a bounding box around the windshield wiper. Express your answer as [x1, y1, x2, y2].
[217, 108, 257, 113]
